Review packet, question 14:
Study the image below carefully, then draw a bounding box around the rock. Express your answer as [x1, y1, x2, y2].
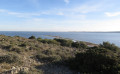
[20, 67, 29, 72]
[1, 66, 29, 74]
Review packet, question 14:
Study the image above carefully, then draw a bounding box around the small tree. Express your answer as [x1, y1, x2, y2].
[100, 42, 119, 52]
[54, 38, 73, 47]
[72, 41, 87, 49]
[29, 36, 36, 39]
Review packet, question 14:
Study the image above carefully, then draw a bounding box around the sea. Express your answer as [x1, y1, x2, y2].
[0, 31, 120, 47]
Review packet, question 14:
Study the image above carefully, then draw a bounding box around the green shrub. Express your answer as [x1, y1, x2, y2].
[19, 43, 27, 47]
[54, 38, 73, 47]
[18, 71, 27, 74]
[46, 39, 60, 45]
[0, 54, 20, 63]
[37, 37, 42, 40]
[0, 45, 23, 53]
[0, 45, 11, 50]
[11, 47, 22, 53]
[72, 41, 87, 49]
[42, 50, 55, 55]
[100, 42, 119, 52]
[36, 54, 61, 62]
[38, 39, 60, 45]
[29, 36, 36, 39]
[67, 48, 120, 74]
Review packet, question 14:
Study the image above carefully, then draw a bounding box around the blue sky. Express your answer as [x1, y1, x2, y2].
[0, 0, 120, 31]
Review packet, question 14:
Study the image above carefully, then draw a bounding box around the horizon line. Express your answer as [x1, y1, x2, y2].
[0, 31, 120, 32]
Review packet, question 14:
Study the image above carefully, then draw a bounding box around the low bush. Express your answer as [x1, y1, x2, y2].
[18, 71, 27, 74]
[0, 45, 22, 53]
[19, 43, 27, 47]
[72, 41, 87, 49]
[37, 38, 60, 45]
[42, 50, 55, 55]
[0, 44, 11, 50]
[10, 47, 22, 53]
[36, 54, 61, 62]
[0, 54, 20, 63]
[67, 47, 120, 74]
[37, 37, 42, 40]
[54, 38, 73, 47]
[29, 36, 36, 39]
[100, 42, 120, 52]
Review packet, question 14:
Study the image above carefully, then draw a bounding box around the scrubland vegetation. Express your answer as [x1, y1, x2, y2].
[0, 35, 120, 74]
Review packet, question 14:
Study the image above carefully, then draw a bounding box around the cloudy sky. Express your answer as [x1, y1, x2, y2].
[0, 0, 120, 31]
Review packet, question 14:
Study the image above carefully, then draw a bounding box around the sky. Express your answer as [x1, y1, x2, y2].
[0, 0, 120, 31]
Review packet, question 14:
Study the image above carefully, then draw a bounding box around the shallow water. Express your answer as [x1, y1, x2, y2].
[0, 31, 120, 47]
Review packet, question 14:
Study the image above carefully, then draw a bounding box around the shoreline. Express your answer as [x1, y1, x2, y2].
[45, 35, 98, 47]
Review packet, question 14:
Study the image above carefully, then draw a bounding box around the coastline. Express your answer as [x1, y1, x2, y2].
[45, 35, 98, 47]
[0, 31, 119, 47]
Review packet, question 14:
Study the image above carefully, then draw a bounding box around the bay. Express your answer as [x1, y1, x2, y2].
[0, 31, 120, 47]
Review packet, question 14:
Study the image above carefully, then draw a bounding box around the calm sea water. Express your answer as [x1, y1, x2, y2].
[0, 31, 120, 47]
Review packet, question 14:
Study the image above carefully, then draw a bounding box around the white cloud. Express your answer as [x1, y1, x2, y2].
[63, 3, 102, 14]
[0, 14, 120, 31]
[73, 5, 101, 13]
[0, 9, 46, 18]
[64, 0, 70, 4]
[57, 12, 64, 15]
[8, 12, 20, 15]
[0, 9, 6, 12]
[0, 8, 66, 18]
[105, 12, 120, 17]
[0, 1, 102, 19]
[19, 18, 120, 31]
[0, 9, 26, 17]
